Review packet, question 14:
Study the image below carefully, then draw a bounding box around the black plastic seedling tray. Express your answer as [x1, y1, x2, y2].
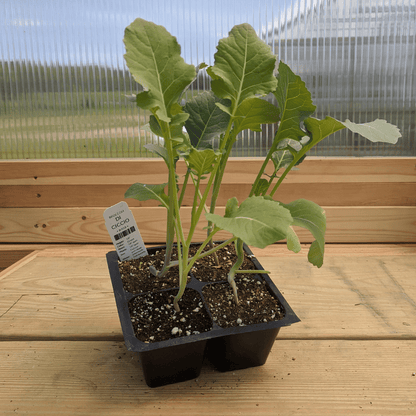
[106, 244, 300, 387]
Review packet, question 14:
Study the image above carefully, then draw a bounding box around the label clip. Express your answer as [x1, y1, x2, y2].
[104, 201, 148, 261]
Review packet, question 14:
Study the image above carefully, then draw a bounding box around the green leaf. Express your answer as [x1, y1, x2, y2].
[184, 148, 220, 177]
[184, 91, 231, 148]
[171, 112, 189, 126]
[149, 115, 187, 142]
[205, 196, 293, 249]
[207, 23, 277, 112]
[125, 183, 169, 208]
[233, 97, 280, 134]
[286, 227, 302, 253]
[215, 102, 233, 116]
[173, 133, 192, 154]
[148, 115, 164, 137]
[123, 18, 196, 122]
[224, 197, 239, 218]
[341, 119, 401, 144]
[251, 178, 270, 196]
[303, 117, 401, 151]
[303, 117, 346, 148]
[281, 199, 326, 268]
[272, 61, 316, 149]
[271, 139, 306, 171]
[308, 240, 325, 269]
[144, 143, 169, 162]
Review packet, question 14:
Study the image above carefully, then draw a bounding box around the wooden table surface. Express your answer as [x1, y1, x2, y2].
[1, 244, 415, 415]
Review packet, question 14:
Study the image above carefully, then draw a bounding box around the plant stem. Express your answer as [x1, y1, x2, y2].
[209, 133, 236, 215]
[160, 123, 188, 312]
[184, 235, 236, 276]
[191, 175, 201, 223]
[178, 168, 191, 207]
[227, 238, 245, 304]
[155, 121, 178, 278]
[249, 131, 286, 197]
[184, 143, 228, 249]
[268, 149, 306, 197]
[162, 236, 235, 272]
[173, 106, 235, 311]
[204, 128, 237, 267]
[234, 269, 270, 274]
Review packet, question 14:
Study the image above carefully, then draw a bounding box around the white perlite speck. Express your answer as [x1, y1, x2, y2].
[236, 318, 243, 325]
[171, 327, 179, 335]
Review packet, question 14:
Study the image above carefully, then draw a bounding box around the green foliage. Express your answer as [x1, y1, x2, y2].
[206, 196, 293, 249]
[207, 23, 277, 113]
[232, 98, 280, 135]
[124, 183, 169, 208]
[184, 91, 230, 148]
[122, 19, 400, 310]
[271, 139, 306, 171]
[124, 18, 196, 124]
[340, 119, 400, 144]
[280, 199, 326, 268]
[272, 61, 316, 150]
[185, 148, 221, 177]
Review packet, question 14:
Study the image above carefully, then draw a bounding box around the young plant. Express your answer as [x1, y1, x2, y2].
[124, 18, 400, 312]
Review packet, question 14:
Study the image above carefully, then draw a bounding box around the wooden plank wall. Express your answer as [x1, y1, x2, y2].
[0, 158, 415, 246]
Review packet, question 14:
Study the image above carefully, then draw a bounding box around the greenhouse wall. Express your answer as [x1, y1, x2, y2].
[1, 0, 414, 159]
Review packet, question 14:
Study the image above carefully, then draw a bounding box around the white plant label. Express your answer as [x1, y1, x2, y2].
[104, 201, 148, 261]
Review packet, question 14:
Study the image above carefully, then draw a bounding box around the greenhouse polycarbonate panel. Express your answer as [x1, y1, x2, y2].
[1, 0, 415, 159]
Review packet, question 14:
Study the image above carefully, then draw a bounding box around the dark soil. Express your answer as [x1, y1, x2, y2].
[190, 243, 257, 282]
[128, 288, 212, 343]
[119, 242, 285, 342]
[202, 277, 285, 328]
[118, 248, 190, 294]
[118, 242, 256, 294]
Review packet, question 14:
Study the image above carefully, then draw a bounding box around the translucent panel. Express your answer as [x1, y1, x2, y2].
[1, 0, 415, 159]
[265, 0, 416, 156]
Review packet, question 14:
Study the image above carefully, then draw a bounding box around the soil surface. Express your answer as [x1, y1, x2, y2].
[190, 243, 257, 282]
[118, 247, 188, 294]
[118, 242, 257, 294]
[202, 277, 285, 328]
[128, 288, 212, 343]
[119, 243, 285, 342]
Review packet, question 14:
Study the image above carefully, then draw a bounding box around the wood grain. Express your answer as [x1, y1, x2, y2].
[1, 206, 415, 243]
[0, 340, 415, 415]
[2, 158, 415, 245]
[3, 181, 415, 207]
[1, 246, 415, 340]
[2, 243, 416, 258]
[2, 158, 416, 414]
[1, 157, 415, 184]
[1, 158, 415, 208]
[0, 249, 34, 272]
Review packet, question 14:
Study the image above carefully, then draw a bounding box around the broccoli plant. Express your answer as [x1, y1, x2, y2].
[123, 18, 400, 312]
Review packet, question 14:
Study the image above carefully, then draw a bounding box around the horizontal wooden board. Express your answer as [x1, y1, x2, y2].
[2, 181, 416, 207]
[1, 246, 415, 340]
[1, 340, 415, 415]
[2, 158, 415, 208]
[1, 244, 415, 414]
[2, 243, 416, 259]
[1, 157, 415, 184]
[0, 206, 415, 243]
[0, 293, 121, 340]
